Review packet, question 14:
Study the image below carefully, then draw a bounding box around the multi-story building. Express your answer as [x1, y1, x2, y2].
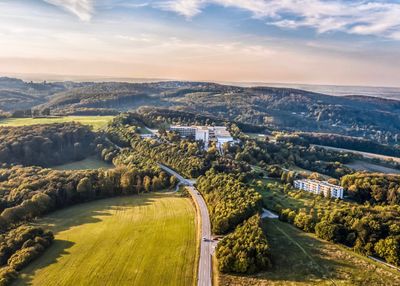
[293, 179, 344, 199]
[169, 125, 234, 149]
[170, 126, 197, 137]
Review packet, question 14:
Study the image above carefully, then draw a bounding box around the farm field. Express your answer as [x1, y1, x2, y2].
[219, 219, 400, 286]
[53, 157, 113, 170]
[15, 192, 197, 286]
[312, 144, 400, 163]
[0, 116, 114, 130]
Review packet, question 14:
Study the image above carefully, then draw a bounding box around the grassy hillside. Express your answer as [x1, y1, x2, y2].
[15, 193, 197, 286]
[0, 116, 113, 130]
[219, 219, 400, 286]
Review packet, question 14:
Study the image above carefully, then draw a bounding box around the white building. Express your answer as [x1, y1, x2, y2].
[293, 179, 344, 199]
[169, 125, 234, 149]
[170, 126, 197, 137]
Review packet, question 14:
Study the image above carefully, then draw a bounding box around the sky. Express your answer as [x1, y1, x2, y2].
[1, 0, 400, 87]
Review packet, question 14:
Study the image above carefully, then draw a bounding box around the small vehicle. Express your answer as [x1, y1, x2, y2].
[202, 237, 207, 241]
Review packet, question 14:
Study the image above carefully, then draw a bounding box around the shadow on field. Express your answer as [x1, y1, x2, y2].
[19, 240, 75, 286]
[31, 193, 161, 234]
[16, 193, 166, 285]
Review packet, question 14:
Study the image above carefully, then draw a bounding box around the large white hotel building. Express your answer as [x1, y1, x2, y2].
[170, 125, 234, 149]
[293, 179, 344, 199]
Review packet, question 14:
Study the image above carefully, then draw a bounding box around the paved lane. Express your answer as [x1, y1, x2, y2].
[158, 164, 212, 286]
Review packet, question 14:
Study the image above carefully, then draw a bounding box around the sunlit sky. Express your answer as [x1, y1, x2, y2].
[1, 0, 400, 86]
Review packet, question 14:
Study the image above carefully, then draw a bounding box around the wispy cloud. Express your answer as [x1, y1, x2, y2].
[156, 0, 203, 18]
[157, 0, 400, 39]
[43, 0, 94, 21]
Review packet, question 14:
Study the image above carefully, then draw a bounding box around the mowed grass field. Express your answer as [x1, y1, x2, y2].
[53, 157, 113, 170]
[15, 193, 197, 286]
[219, 219, 400, 286]
[0, 116, 114, 130]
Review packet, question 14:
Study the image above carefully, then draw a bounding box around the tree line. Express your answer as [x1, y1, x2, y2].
[0, 164, 175, 231]
[341, 172, 400, 205]
[196, 171, 262, 235]
[0, 225, 53, 285]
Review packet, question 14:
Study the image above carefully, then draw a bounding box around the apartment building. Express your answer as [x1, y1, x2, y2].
[293, 179, 344, 199]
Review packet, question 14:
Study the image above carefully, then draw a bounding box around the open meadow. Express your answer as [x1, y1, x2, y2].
[52, 157, 113, 170]
[0, 116, 114, 130]
[15, 192, 197, 286]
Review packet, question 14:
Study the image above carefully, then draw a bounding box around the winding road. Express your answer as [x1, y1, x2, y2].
[158, 164, 213, 286]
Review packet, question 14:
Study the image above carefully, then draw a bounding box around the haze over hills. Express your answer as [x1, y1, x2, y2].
[235, 82, 400, 100]
[1, 77, 399, 145]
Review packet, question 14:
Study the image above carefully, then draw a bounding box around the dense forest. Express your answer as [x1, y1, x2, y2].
[216, 215, 271, 274]
[196, 171, 262, 234]
[341, 172, 400, 205]
[0, 123, 97, 167]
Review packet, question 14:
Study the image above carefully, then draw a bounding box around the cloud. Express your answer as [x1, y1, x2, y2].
[156, 0, 204, 18]
[156, 0, 400, 39]
[43, 0, 94, 21]
[40, 0, 400, 39]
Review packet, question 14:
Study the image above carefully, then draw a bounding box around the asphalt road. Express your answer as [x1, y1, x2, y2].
[158, 164, 213, 286]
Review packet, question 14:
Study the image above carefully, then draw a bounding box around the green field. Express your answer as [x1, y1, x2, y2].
[219, 219, 400, 286]
[0, 116, 114, 130]
[53, 157, 113, 170]
[16, 193, 197, 286]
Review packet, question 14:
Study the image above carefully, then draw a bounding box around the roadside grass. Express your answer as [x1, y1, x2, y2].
[218, 219, 400, 286]
[52, 157, 113, 170]
[15, 192, 197, 286]
[0, 116, 114, 130]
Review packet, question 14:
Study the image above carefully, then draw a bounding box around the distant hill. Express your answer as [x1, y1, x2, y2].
[0, 77, 86, 112]
[1, 77, 399, 144]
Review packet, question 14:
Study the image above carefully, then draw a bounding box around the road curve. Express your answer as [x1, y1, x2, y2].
[158, 164, 212, 286]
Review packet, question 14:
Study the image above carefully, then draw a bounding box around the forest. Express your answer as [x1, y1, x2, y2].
[216, 215, 271, 274]
[0, 123, 97, 167]
[0, 226, 53, 285]
[225, 135, 354, 178]
[196, 171, 262, 234]
[341, 172, 400, 205]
